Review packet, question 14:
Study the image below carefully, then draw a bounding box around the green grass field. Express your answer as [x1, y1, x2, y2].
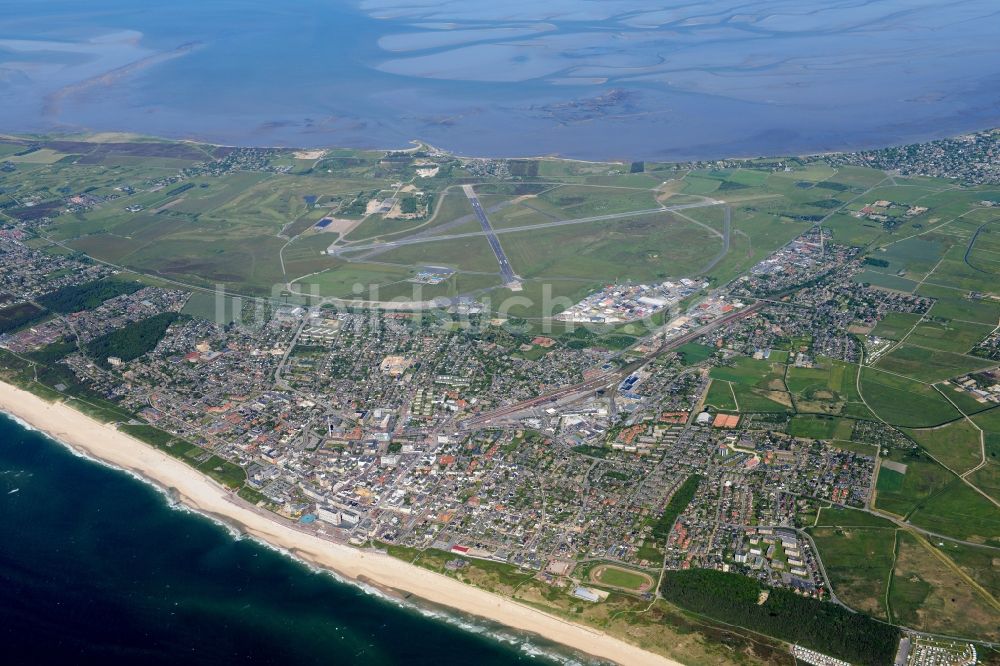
[932, 539, 1000, 599]
[906, 479, 1000, 545]
[814, 506, 896, 528]
[905, 318, 994, 354]
[709, 356, 787, 390]
[496, 212, 722, 283]
[969, 461, 1000, 503]
[809, 524, 896, 619]
[918, 284, 1000, 325]
[875, 344, 993, 383]
[2, 141, 842, 314]
[676, 342, 717, 365]
[704, 380, 738, 411]
[786, 358, 864, 415]
[855, 270, 919, 292]
[889, 532, 1000, 640]
[731, 383, 792, 412]
[593, 566, 652, 591]
[871, 312, 922, 340]
[859, 368, 961, 427]
[788, 415, 855, 440]
[875, 449, 955, 517]
[903, 420, 984, 475]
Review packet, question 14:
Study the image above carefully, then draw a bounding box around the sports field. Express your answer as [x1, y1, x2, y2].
[590, 565, 654, 592]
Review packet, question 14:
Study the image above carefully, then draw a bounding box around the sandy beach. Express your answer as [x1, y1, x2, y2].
[0, 380, 680, 666]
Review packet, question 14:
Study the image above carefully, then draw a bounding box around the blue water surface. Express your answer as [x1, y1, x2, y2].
[0, 414, 577, 665]
[0, 1, 998, 159]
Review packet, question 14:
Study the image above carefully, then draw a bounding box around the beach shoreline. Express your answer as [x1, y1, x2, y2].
[0, 380, 681, 666]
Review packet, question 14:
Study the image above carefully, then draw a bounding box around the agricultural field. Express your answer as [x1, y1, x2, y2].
[870, 312, 923, 340]
[701, 346, 990, 426]
[906, 479, 1000, 545]
[808, 520, 896, 619]
[785, 357, 864, 415]
[869, 237, 947, 281]
[703, 347, 983, 431]
[918, 285, 1000, 325]
[857, 368, 960, 427]
[889, 532, 1000, 641]
[703, 379, 739, 411]
[874, 449, 956, 518]
[903, 420, 984, 475]
[709, 355, 787, 390]
[808, 505, 1000, 638]
[787, 415, 855, 441]
[905, 318, 994, 354]
[874, 344, 993, 384]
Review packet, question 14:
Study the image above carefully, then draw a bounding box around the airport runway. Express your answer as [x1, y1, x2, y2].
[332, 198, 723, 257]
[698, 205, 732, 275]
[462, 185, 520, 288]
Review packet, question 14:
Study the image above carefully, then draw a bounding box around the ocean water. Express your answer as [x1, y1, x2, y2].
[0, 414, 583, 666]
[0, 0, 999, 160]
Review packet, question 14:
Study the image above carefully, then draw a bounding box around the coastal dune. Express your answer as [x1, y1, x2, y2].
[0, 381, 680, 666]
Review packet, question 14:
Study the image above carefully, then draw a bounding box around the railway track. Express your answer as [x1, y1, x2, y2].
[460, 301, 762, 429]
